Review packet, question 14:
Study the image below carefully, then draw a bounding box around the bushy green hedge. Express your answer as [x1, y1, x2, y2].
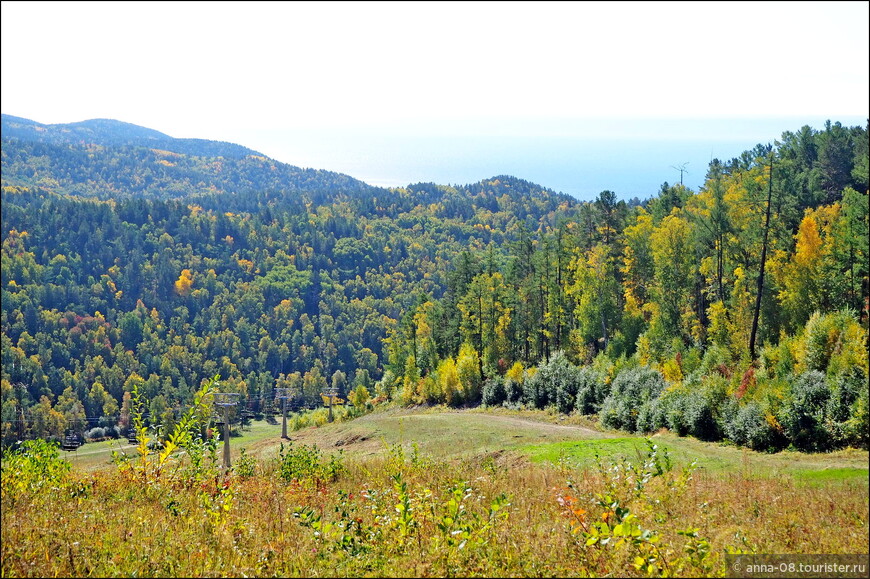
[442, 311, 867, 453]
[482, 352, 610, 416]
[778, 371, 832, 451]
[481, 376, 507, 407]
[504, 377, 523, 407]
[658, 376, 729, 441]
[722, 400, 786, 452]
[599, 366, 666, 433]
[522, 351, 581, 411]
[595, 310, 868, 451]
[575, 366, 609, 415]
[773, 368, 868, 452]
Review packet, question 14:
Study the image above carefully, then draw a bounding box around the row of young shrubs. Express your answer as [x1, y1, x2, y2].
[477, 310, 868, 452]
[481, 354, 867, 452]
[83, 425, 125, 442]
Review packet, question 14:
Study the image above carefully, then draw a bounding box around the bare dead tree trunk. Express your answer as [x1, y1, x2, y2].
[749, 156, 773, 360]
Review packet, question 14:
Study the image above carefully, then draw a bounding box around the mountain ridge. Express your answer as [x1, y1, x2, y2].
[1, 113, 577, 212]
[1, 114, 263, 159]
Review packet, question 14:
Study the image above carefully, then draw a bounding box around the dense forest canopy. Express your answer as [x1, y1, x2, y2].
[1, 114, 868, 452]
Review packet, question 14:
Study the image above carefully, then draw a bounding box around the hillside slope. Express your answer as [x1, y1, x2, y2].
[1, 114, 258, 157]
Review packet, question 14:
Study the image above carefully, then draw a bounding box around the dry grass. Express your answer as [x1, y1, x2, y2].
[3, 423, 868, 578]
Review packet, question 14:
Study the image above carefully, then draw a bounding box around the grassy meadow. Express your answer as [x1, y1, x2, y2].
[2, 406, 868, 577]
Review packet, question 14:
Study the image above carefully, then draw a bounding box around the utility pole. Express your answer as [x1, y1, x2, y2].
[274, 387, 291, 439]
[213, 392, 239, 472]
[749, 155, 774, 361]
[14, 382, 26, 441]
[323, 385, 339, 423]
[671, 162, 690, 187]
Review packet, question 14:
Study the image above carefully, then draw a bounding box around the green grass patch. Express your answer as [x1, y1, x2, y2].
[520, 434, 869, 482]
[522, 437, 651, 465]
[519, 437, 715, 471]
[792, 466, 869, 483]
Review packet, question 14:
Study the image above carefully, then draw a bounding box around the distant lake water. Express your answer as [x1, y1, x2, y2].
[317, 135, 755, 201]
[237, 117, 866, 202]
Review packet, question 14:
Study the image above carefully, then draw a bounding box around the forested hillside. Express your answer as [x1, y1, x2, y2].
[1, 116, 375, 202]
[1, 114, 262, 159]
[1, 116, 867, 452]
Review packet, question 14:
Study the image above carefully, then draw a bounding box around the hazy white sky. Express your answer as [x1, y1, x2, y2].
[3, 1, 867, 131]
[1, 1, 868, 195]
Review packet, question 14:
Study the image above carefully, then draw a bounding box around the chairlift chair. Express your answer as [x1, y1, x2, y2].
[61, 432, 81, 451]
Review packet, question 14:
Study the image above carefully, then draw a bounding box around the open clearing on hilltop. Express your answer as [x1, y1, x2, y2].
[250, 407, 614, 460]
[274, 408, 869, 483]
[64, 406, 869, 484]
